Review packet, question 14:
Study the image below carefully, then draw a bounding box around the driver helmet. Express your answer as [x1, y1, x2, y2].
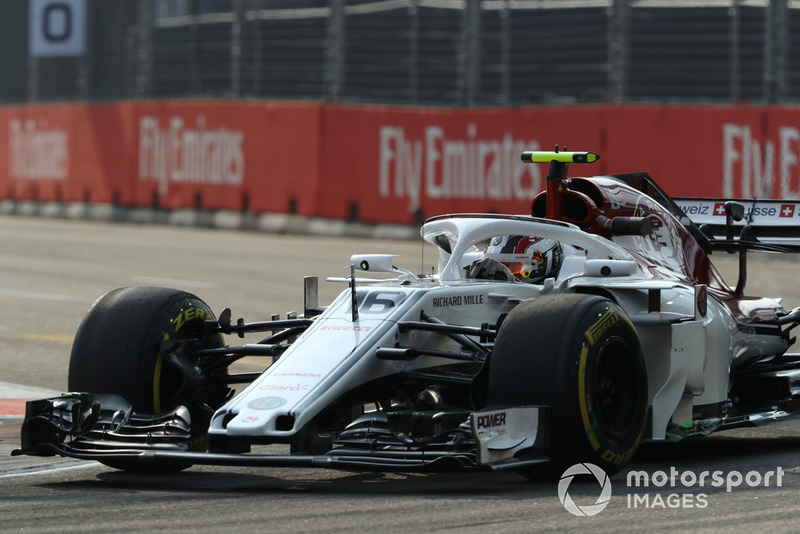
[484, 235, 563, 283]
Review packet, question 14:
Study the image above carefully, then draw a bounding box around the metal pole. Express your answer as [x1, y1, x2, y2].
[231, 0, 243, 97]
[763, 0, 775, 103]
[27, 55, 38, 102]
[608, 0, 629, 103]
[730, 0, 740, 102]
[500, 0, 510, 105]
[460, 0, 480, 107]
[79, 1, 92, 100]
[136, 0, 153, 98]
[190, 7, 200, 94]
[324, 0, 344, 101]
[409, 0, 419, 105]
[775, 0, 788, 103]
[252, 8, 261, 96]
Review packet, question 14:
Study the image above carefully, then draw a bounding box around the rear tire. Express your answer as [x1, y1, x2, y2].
[68, 286, 227, 472]
[488, 293, 647, 479]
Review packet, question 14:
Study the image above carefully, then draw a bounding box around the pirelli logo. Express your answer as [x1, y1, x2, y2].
[585, 308, 618, 345]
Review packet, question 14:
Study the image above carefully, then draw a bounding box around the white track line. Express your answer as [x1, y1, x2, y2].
[129, 275, 215, 289]
[0, 288, 87, 303]
[0, 461, 101, 479]
[0, 381, 61, 399]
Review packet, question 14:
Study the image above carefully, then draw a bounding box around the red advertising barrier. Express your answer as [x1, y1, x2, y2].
[0, 101, 322, 212]
[131, 101, 322, 213]
[2, 101, 800, 225]
[318, 105, 608, 222]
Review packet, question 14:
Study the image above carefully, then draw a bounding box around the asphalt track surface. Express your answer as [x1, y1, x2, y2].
[3, 215, 800, 533]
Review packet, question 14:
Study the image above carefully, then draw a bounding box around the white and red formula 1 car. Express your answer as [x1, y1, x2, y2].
[15, 150, 800, 479]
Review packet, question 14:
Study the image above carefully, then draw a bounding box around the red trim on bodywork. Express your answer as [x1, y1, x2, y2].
[533, 176, 780, 323]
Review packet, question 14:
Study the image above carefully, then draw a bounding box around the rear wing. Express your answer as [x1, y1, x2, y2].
[673, 198, 800, 252]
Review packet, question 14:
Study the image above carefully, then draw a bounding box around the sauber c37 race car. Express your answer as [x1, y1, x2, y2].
[15, 150, 800, 479]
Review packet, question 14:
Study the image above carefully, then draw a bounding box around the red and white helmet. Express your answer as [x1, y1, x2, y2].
[484, 235, 563, 283]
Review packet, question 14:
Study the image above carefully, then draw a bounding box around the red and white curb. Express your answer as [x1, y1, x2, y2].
[0, 382, 61, 419]
[0, 382, 103, 478]
[0, 400, 27, 417]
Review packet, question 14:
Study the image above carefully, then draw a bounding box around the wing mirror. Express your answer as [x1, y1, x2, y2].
[350, 254, 414, 277]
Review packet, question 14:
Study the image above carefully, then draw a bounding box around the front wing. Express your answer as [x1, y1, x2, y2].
[13, 393, 549, 473]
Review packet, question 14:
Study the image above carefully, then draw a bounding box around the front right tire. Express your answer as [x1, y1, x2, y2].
[488, 293, 648, 478]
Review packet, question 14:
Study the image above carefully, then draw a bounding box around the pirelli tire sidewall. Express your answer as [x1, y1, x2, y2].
[488, 293, 648, 476]
[68, 286, 224, 419]
[567, 296, 647, 471]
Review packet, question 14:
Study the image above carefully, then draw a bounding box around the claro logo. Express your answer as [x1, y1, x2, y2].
[379, 124, 542, 212]
[139, 115, 245, 196]
[8, 119, 68, 180]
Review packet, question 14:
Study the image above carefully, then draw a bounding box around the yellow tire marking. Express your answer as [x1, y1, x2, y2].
[578, 344, 600, 451]
[153, 353, 163, 414]
[154, 333, 169, 414]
